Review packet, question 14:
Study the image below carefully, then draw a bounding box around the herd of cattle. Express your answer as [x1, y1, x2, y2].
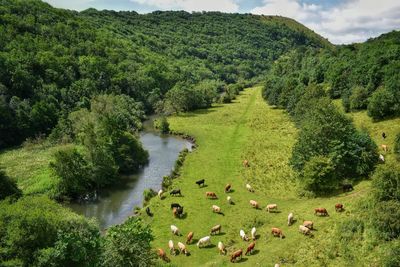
[152, 160, 351, 265]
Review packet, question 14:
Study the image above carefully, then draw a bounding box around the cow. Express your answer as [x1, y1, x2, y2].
[246, 184, 254, 192]
[243, 160, 250, 167]
[225, 183, 232, 193]
[240, 229, 249, 241]
[178, 242, 190, 256]
[288, 213, 294, 226]
[381, 144, 389, 152]
[186, 231, 194, 244]
[158, 189, 164, 199]
[251, 227, 257, 240]
[218, 241, 226, 255]
[145, 207, 153, 217]
[245, 242, 256, 255]
[171, 203, 182, 210]
[206, 192, 218, 199]
[275, 264, 280, 267]
[266, 204, 278, 213]
[303, 220, 314, 230]
[314, 208, 329, 216]
[230, 249, 243, 263]
[210, 224, 221, 235]
[157, 248, 169, 262]
[195, 179, 205, 187]
[227, 196, 233, 204]
[335, 203, 344, 212]
[197, 236, 211, 248]
[342, 184, 354, 192]
[250, 200, 259, 209]
[173, 207, 184, 218]
[170, 225, 180, 236]
[379, 154, 385, 162]
[299, 225, 312, 236]
[168, 240, 176, 255]
[212, 205, 221, 214]
[170, 189, 182, 196]
[271, 227, 284, 239]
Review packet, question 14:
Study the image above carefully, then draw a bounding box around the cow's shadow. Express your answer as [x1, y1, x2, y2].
[212, 232, 226, 236]
[203, 244, 216, 249]
[190, 238, 199, 244]
[198, 185, 208, 188]
[178, 213, 188, 219]
[227, 189, 235, 193]
[236, 257, 248, 263]
[249, 249, 260, 255]
[267, 210, 282, 214]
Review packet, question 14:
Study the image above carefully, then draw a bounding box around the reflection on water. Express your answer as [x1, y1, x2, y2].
[68, 132, 191, 229]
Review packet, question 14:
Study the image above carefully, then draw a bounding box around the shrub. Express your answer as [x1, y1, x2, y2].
[370, 201, 400, 240]
[349, 86, 369, 110]
[372, 163, 400, 202]
[367, 87, 397, 120]
[154, 116, 170, 134]
[143, 188, 156, 203]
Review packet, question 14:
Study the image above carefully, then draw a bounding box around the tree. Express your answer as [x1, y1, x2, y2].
[154, 116, 170, 134]
[367, 87, 397, 120]
[300, 156, 337, 195]
[372, 163, 400, 202]
[349, 86, 369, 110]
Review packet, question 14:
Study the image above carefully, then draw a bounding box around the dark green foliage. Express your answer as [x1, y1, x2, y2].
[0, 196, 100, 266]
[370, 201, 400, 241]
[154, 117, 170, 134]
[372, 164, 400, 202]
[367, 87, 398, 120]
[378, 240, 400, 267]
[395, 132, 400, 160]
[143, 188, 156, 203]
[349, 86, 369, 110]
[0, 169, 21, 201]
[101, 217, 155, 267]
[300, 156, 337, 195]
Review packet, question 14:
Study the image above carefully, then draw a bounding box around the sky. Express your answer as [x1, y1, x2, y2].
[43, 0, 400, 44]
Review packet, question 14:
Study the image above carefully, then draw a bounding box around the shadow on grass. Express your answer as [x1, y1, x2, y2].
[227, 189, 235, 193]
[249, 249, 260, 255]
[211, 232, 226, 236]
[236, 257, 248, 263]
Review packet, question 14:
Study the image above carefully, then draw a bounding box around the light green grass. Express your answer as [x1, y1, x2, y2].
[145, 87, 371, 266]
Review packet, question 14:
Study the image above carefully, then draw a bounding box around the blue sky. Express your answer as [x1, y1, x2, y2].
[44, 0, 400, 44]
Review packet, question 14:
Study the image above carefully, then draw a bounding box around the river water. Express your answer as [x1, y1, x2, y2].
[68, 130, 192, 229]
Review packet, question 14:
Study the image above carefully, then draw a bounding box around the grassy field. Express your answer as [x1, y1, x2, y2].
[144, 87, 390, 266]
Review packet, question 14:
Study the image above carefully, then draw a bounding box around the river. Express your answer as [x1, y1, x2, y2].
[68, 129, 192, 229]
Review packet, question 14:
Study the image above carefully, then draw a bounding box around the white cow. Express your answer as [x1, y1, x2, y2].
[227, 196, 233, 204]
[379, 154, 385, 162]
[246, 184, 254, 192]
[197, 236, 211, 248]
[168, 240, 175, 255]
[288, 212, 294, 226]
[212, 205, 221, 213]
[240, 229, 249, 241]
[170, 225, 180, 236]
[218, 241, 226, 255]
[251, 227, 257, 240]
[158, 189, 164, 199]
[299, 225, 312, 236]
[178, 242, 189, 255]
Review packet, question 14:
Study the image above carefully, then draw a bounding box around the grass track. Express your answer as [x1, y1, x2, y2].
[145, 87, 374, 266]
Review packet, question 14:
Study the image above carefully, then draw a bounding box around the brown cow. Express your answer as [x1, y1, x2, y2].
[210, 224, 221, 235]
[335, 203, 344, 212]
[381, 144, 389, 152]
[157, 248, 170, 262]
[314, 208, 329, 216]
[243, 160, 250, 167]
[271, 227, 284, 239]
[186, 231, 194, 244]
[206, 192, 218, 199]
[225, 183, 232, 193]
[250, 200, 259, 209]
[245, 242, 256, 255]
[230, 249, 243, 262]
[303, 220, 314, 230]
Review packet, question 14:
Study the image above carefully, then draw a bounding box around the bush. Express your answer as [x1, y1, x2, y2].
[349, 86, 369, 110]
[372, 163, 400, 202]
[143, 188, 156, 203]
[154, 116, 170, 134]
[0, 170, 21, 201]
[370, 201, 400, 240]
[395, 132, 400, 160]
[367, 87, 397, 120]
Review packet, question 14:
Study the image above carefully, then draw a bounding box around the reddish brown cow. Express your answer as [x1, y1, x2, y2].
[230, 249, 243, 262]
[225, 184, 231, 193]
[245, 242, 256, 255]
[206, 192, 218, 199]
[271, 227, 284, 239]
[157, 248, 169, 262]
[243, 160, 250, 167]
[186, 232, 194, 244]
[210, 224, 221, 235]
[314, 208, 329, 216]
[335, 203, 344, 212]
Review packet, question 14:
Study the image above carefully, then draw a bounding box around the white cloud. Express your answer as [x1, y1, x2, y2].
[131, 0, 239, 12]
[251, 0, 400, 44]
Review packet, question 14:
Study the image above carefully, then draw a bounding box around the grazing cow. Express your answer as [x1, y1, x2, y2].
[210, 224, 221, 235]
[271, 228, 284, 239]
[186, 232, 194, 244]
[158, 189, 163, 199]
[212, 205, 221, 214]
[178, 242, 190, 256]
[206, 192, 218, 199]
[195, 179, 205, 187]
[245, 242, 256, 255]
[173, 207, 184, 218]
[168, 240, 175, 255]
[251, 227, 257, 240]
[218, 241, 226, 255]
[243, 160, 250, 167]
[379, 154, 385, 162]
[250, 200, 259, 209]
[299, 225, 312, 236]
[170, 189, 182, 196]
[275, 264, 280, 267]
[197, 236, 211, 248]
[381, 144, 389, 152]
[288, 213, 294, 226]
[225, 183, 232, 193]
[335, 203, 344, 212]
[314, 208, 329, 216]
[170, 225, 180, 236]
[157, 248, 169, 262]
[227, 196, 233, 204]
[145, 207, 153, 217]
[240, 229, 249, 241]
[342, 184, 354, 192]
[246, 184, 254, 192]
[382, 132, 387, 139]
[266, 204, 278, 213]
[303, 220, 314, 230]
[230, 249, 243, 263]
[171, 203, 182, 210]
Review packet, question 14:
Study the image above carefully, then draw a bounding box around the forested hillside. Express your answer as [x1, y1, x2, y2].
[0, 0, 329, 149]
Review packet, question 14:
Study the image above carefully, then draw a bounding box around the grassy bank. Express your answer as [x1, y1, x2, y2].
[144, 87, 375, 266]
